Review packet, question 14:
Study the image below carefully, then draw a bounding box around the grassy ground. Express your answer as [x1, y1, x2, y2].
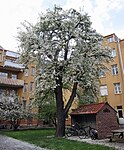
[0, 129, 115, 150]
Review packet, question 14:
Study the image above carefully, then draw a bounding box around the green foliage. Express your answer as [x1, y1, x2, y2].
[0, 130, 115, 150]
[38, 97, 57, 126]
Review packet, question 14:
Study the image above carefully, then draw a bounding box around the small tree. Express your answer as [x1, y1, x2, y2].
[17, 6, 111, 137]
[0, 96, 30, 130]
[36, 89, 57, 127]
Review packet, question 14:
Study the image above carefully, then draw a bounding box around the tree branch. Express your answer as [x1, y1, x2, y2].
[64, 82, 78, 115]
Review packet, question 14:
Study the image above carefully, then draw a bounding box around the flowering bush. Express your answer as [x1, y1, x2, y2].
[0, 96, 32, 130]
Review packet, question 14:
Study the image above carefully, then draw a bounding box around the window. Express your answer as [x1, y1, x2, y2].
[30, 82, 34, 92]
[100, 85, 108, 96]
[22, 100, 26, 110]
[11, 74, 17, 79]
[10, 90, 16, 97]
[114, 83, 121, 94]
[39, 68, 42, 75]
[99, 70, 105, 78]
[29, 99, 33, 109]
[107, 36, 114, 43]
[0, 72, 8, 78]
[24, 83, 28, 92]
[117, 106, 123, 118]
[0, 89, 6, 97]
[24, 69, 28, 76]
[111, 49, 116, 57]
[31, 67, 35, 76]
[0, 53, 2, 61]
[112, 64, 118, 75]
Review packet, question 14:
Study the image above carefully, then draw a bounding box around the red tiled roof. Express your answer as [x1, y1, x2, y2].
[70, 102, 106, 115]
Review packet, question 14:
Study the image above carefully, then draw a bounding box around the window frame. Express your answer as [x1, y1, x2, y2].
[22, 100, 26, 110]
[24, 83, 28, 93]
[30, 82, 34, 92]
[100, 85, 108, 96]
[117, 106, 123, 118]
[99, 70, 105, 78]
[24, 68, 28, 76]
[0, 72, 8, 78]
[31, 67, 35, 76]
[107, 36, 114, 43]
[111, 48, 116, 58]
[11, 74, 17, 79]
[112, 64, 118, 75]
[114, 83, 121, 94]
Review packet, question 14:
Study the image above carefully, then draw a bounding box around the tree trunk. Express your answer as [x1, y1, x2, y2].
[55, 76, 65, 137]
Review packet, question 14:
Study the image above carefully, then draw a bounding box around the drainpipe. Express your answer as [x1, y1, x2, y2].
[117, 39, 124, 74]
[117, 38, 124, 124]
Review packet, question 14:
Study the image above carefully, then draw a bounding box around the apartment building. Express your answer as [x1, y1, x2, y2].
[99, 33, 124, 124]
[1, 33, 124, 126]
[0, 45, 77, 126]
[0, 46, 37, 125]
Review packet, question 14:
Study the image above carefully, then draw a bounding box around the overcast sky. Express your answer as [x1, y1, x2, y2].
[0, 0, 124, 51]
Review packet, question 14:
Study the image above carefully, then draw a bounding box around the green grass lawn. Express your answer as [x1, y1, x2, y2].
[0, 129, 115, 150]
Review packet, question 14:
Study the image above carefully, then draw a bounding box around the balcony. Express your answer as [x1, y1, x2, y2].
[0, 78, 24, 87]
[3, 60, 24, 72]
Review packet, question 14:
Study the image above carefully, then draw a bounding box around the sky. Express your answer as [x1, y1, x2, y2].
[0, 0, 124, 52]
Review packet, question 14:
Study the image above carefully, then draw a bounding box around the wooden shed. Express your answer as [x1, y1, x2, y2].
[70, 102, 119, 139]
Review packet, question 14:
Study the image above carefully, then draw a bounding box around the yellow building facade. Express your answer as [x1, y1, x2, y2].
[99, 33, 124, 124]
[0, 46, 37, 125]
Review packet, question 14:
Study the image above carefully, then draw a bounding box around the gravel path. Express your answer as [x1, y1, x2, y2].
[0, 135, 48, 150]
[67, 136, 124, 150]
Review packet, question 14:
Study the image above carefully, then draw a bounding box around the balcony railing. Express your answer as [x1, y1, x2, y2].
[0, 78, 24, 87]
[3, 60, 24, 71]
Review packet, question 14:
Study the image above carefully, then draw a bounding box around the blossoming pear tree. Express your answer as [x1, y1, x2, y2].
[17, 6, 111, 137]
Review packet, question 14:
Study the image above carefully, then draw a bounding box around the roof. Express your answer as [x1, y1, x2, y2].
[70, 102, 111, 115]
[0, 45, 4, 50]
[104, 33, 115, 38]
